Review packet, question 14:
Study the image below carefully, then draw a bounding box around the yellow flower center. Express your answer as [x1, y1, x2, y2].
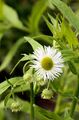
[41, 56, 53, 70]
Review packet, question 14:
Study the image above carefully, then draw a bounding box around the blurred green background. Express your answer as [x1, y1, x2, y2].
[0, 0, 79, 120]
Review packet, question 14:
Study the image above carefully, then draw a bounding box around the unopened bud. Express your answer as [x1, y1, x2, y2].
[36, 77, 47, 86]
[23, 73, 33, 83]
[41, 88, 53, 99]
[11, 101, 22, 112]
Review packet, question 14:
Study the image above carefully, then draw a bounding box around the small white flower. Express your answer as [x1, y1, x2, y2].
[31, 46, 64, 80]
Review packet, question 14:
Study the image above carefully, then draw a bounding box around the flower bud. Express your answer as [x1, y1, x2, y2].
[11, 101, 22, 112]
[23, 72, 33, 83]
[23, 68, 33, 83]
[41, 88, 53, 99]
[36, 77, 47, 86]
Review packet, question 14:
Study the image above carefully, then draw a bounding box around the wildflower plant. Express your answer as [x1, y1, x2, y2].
[0, 0, 79, 120]
[21, 39, 64, 120]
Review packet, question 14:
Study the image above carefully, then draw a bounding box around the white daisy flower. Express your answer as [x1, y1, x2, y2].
[31, 46, 64, 80]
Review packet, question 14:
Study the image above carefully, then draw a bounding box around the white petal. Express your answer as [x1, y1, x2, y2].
[31, 46, 64, 80]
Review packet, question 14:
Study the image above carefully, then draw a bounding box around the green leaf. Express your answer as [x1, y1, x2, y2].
[35, 105, 62, 120]
[63, 110, 74, 120]
[0, 76, 30, 95]
[61, 20, 78, 47]
[0, 38, 25, 71]
[14, 83, 30, 93]
[68, 61, 77, 75]
[51, 0, 79, 32]
[0, 0, 4, 20]
[32, 34, 53, 45]
[27, 0, 49, 33]
[0, 109, 4, 120]
[3, 4, 26, 31]
[0, 77, 23, 95]
[43, 16, 54, 34]
[43, 14, 63, 42]
[20, 54, 31, 62]
[24, 37, 42, 50]
[64, 116, 73, 120]
[0, 21, 11, 33]
[61, 48, 79, 62]
[50, 80, 60, 92]
[74, 112, 79, 120]
[4, 93, 11, 106]
[44, 13, 78, 47]
[35, 111, 50, 120]
[48, 14, 59, 34]
[48, 14, 57, 27]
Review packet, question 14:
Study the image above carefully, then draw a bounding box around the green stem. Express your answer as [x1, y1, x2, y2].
[54, 83, 68, 113]
[70, 75, 79, 117]
[30, 82, 34, 120]
[54, 95, 62, 113]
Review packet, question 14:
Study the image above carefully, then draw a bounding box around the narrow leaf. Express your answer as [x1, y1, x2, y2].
[4, 93, 11, 106]
[43, 16, 54, 34]
[0, 77, 23, 95]
[32, 34, 53, 45]
[35, 105, 62, 120]
[68, 61, 77, 75]
[24, 37, 42, 50]
[10, 54, 31, 74]
[61, 20, 78, 47]
[51, 0, 79, 32]
[28, 0, 49, 33]
[0, 38, 25, 71]
[3, 4, 26, 31]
